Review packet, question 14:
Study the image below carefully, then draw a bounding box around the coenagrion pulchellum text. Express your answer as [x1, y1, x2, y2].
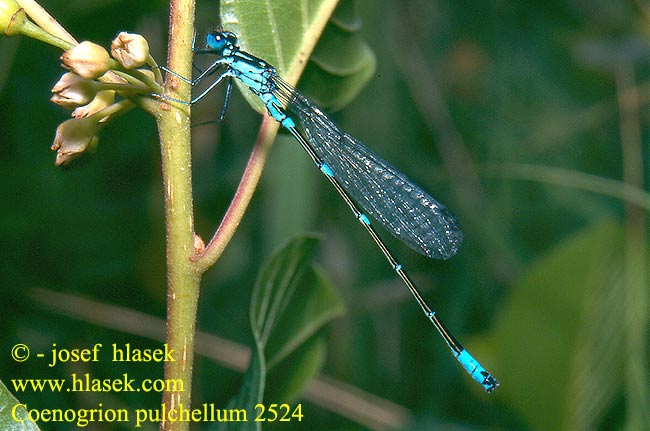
[162, 31, 499, 393]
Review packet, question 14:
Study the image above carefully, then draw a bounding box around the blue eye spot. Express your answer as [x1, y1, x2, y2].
[206, 32, 226, 51]
[206, 31, 239, 54]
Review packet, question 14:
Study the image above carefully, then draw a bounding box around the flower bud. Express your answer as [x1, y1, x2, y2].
[61, 41, 111, 79]
[72, 90, 115, 119]
[51, 72, 100, 108]
[0, 0, 22, 34]
[51, 117, 101, 166]
[0, 1, 75, 50]
[111, 32, 149, 69]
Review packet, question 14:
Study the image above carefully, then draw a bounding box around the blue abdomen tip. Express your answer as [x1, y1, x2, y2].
[457, 350, 499, 393]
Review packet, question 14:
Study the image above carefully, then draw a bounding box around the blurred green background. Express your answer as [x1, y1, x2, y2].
[1, 0, 649, 430]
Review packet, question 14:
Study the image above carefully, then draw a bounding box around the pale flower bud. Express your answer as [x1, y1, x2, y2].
[51, 72, 100, 108]
[0, 0, 75, 50]
[0, 0, 22, 34]
[61, 41, 111, 79]
[111, 32, 149, 69]
[51, 117, 101, 166]
[72, 90, 115, 119]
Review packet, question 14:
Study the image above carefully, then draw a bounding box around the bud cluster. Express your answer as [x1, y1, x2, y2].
[50, 32, 161, 165]
[2, 1, 168, 165]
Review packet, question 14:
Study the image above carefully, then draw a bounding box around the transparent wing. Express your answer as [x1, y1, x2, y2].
[273, 78, 463, 259]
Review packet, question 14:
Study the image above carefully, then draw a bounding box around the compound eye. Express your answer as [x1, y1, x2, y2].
[206, 31, 228, 52]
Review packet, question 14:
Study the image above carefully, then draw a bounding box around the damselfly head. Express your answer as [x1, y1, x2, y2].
[206, 31, 238, 55]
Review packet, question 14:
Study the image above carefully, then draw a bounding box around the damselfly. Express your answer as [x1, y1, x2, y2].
[163, 31, 499, 393]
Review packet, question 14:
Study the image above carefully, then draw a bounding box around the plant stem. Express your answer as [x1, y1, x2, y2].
[157, 1, 198, 431]
[195, 116, 279, 272]
[17, 0, 77, 44]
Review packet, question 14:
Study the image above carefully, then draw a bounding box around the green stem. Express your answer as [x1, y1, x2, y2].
[18, 19, 74, 50]
[156, 1, 198, 431]
[112, 67, 164, 94]
[17, 0, 77, 44]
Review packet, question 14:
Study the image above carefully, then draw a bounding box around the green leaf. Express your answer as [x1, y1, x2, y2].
[0, 380, 42, 431]
[220, 0, 376, 112]
[215, 344, 264, 431]
[265, 336, 326, 403]
[300, 15, 376, 110]
[474, 220, 626, 430]
[250, 236, 344, 369]
[214, 236, 344, 431]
